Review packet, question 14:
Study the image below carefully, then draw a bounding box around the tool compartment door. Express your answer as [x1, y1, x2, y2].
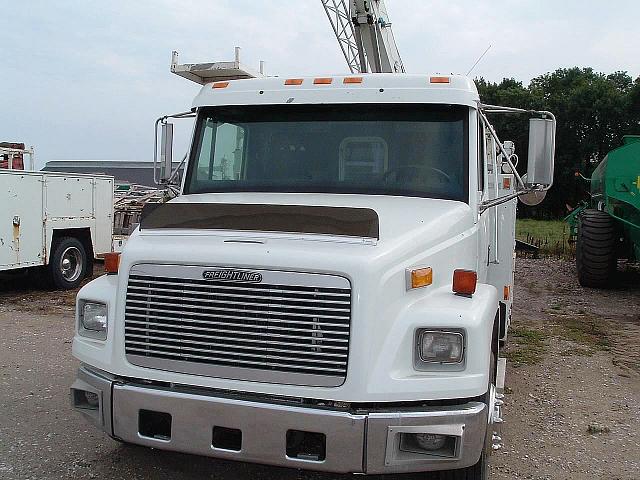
[0, 172, 45, 269]
[45, 175, 94, 218]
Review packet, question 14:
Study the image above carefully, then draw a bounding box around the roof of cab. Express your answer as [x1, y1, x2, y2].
[191, 74, 480, 109]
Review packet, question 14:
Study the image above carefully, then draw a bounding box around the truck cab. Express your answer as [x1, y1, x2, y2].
[71, 72, 554, 478]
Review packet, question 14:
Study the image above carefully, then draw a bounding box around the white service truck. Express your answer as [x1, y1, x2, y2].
[1, 151, 114, 289]
[70, 3, 555, 478]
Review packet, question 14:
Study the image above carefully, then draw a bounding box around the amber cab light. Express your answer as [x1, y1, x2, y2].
[313, 77, 333, 85]
[409, 267, 433, 290]
[343, 77, 363, 84]
[504, 285, 511, 301]
[104, 252, 121, 275]
[212, 81, 230, 89]
[285, 78, 304, 85]
[453, 269, 477, 296]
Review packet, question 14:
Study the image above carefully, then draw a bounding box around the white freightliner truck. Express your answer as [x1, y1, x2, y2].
[70, 3, 555, 478]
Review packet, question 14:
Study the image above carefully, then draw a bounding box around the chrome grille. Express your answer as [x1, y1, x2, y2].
[124, 265, 352, 387]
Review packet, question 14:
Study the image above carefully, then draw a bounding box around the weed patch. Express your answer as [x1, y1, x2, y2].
[505, 325, 547, 366]
[558, 317, 611, 351]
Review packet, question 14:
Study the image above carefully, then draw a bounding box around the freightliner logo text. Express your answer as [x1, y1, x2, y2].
[202, 269, 263, 283]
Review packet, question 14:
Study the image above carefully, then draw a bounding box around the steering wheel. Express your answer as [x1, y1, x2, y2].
[383, 165, 452, 183]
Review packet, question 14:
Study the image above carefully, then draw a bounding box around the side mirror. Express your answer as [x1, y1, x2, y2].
[159, 123, 174, 184]
[526, 118, 555, 189]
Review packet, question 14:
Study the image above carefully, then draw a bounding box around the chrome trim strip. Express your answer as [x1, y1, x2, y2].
[126, 354, 346, 386]
[129, 264, 351, 289]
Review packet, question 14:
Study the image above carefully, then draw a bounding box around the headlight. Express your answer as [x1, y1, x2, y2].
[79, 302, 108, 340]
[417, 330, 464, 364]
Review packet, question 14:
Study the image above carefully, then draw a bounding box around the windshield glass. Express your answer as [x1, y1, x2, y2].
[184, 104, 469, 202]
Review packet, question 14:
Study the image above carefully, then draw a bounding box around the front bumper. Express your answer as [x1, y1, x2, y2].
[71, 366, 487, 474]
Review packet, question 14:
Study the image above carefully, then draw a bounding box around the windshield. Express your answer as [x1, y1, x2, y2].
[184, 104, 469, 202]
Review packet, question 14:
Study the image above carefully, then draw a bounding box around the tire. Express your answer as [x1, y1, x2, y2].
[49, 236, 88, 290]
[576, 209, 617, 288]
[437, 452, 488, 480]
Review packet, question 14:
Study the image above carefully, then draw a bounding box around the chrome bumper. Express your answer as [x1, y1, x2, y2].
[71, 366, 487, 474]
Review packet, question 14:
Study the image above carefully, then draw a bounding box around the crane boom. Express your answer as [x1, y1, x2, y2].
[320, 0, 362, 73]
[321, 0, 405, 73]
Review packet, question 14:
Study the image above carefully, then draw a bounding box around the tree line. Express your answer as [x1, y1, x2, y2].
[476, 68, 640, 219]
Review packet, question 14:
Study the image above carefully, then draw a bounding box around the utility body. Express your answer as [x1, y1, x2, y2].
[1, 153, 114, 289]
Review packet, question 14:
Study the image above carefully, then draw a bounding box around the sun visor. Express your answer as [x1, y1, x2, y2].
[140, 203, 379, 239]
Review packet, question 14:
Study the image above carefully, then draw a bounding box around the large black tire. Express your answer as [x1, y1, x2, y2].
[576, 209, 617, 288]
[49, 236, 88, 290]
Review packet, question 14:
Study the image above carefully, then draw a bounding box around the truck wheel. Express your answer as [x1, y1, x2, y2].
[49, 237, 88, 290]
[576, 209, 617, 288]
[437, 452, 488, 480]
[436, 322, 497, 480]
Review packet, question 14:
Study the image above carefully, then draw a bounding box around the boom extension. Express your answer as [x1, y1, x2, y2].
[322, 0, 405, 73]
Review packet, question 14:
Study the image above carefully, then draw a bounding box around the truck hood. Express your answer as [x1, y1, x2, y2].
[99, 193, 486, 402]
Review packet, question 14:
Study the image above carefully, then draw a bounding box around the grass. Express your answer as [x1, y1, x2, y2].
[516, 219, 573, 256]
[559, 317, 611, 352]
[504, 325, 547, 366]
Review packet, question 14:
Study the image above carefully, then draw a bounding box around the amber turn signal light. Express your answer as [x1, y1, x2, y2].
[504, 285, 511, 301]
[104, 252, 121, 275]
[408, 267, 433, 290]
[453, 269, 477, 296]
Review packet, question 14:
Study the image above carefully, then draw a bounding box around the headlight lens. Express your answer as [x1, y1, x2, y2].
[417, 330, 464, 364]
[80, 302, 108, 340]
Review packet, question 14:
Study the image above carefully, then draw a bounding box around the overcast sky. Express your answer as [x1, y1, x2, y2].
[2, 0, 638, 168]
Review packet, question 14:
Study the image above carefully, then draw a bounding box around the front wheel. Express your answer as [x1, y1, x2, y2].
[437, 452, 488, 480]
[49, 237, 88, 290]
[436, 322, 498, 480]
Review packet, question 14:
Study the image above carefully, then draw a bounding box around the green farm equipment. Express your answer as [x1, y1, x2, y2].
[567, 135, 640, 287]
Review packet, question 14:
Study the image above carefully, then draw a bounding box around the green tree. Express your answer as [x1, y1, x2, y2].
[478, 68, 640, 218]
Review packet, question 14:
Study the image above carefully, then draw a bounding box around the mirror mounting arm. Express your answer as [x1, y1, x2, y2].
[478, 106, 527, 190]
[153, 110, 196, 186]
[478, 189, 540, 214]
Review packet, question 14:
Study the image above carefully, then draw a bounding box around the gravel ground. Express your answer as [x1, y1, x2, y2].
[0, 258, 638, 479]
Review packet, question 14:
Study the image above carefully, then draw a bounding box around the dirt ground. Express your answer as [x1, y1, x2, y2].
[0, 258, 639, 479]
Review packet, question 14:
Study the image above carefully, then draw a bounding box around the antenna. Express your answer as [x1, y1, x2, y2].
[466, 44, 492, 76]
